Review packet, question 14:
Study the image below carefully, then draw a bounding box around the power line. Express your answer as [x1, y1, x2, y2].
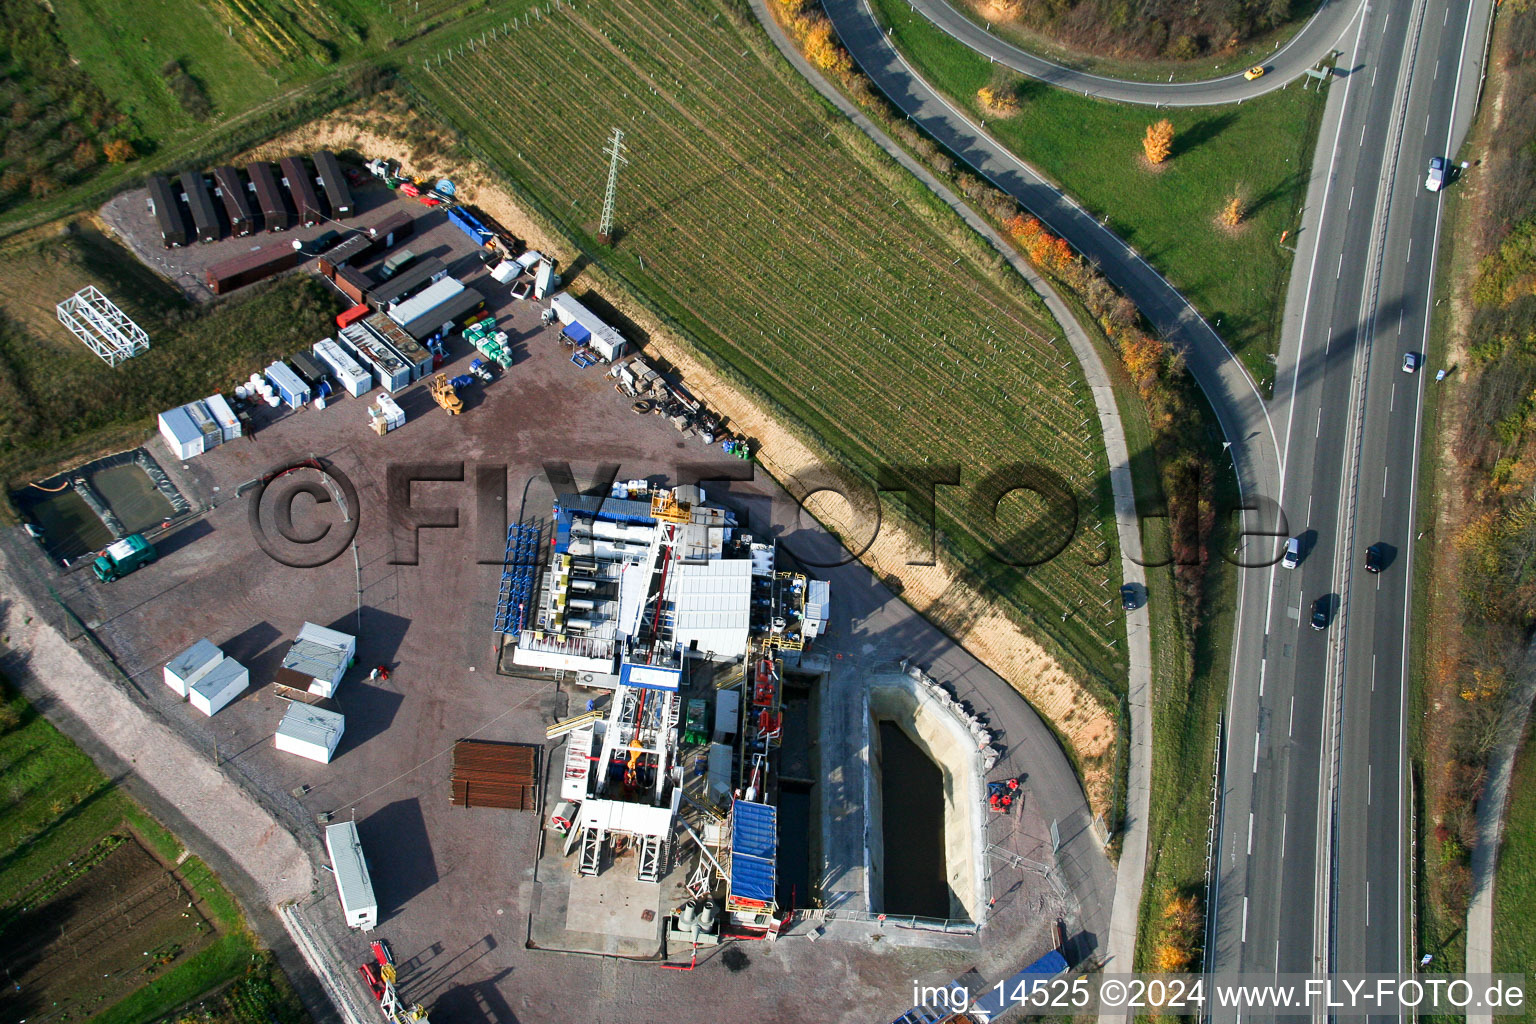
[598, 127, 628, 244]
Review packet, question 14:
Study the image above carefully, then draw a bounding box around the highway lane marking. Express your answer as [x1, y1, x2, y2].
[1372, 653, 1377, 691]
[1390, 381, 1396, 411]
[1372, 65, 1379, 87]
[1406, 236, 1413, 262]
[1248, 812, 1255, 855]
[1253, 732, 1261, 773]
[1361, 123, 1368, 146]
[1289, 695, 1295, 736]
[1426, 112, 1433, 135]
[1338, 253, 1346, 278]
[1383, 465, 1389, 497]
[1349, 185, 1355, 209]
[1280, 813, 1287, 859]
[1306, 493, 1313, 523]
[1368, 763, 1373, 803]
[1317, 407, 1324, 437]
[1434, 57, 1440, 78]
[1366, 881, 1370, 926]
[1243, 896, 1250, 942]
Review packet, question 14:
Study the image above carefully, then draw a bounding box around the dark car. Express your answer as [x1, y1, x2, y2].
[1121, 584, 1139, 611]
[1365, 543, 1386, 574]
[1311, 596, 1331, 631]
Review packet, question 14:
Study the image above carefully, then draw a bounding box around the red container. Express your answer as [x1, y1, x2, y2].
[336, 304, 370, 329]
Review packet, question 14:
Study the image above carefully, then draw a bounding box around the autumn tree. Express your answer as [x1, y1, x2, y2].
[977, 85, 1020, 115]
[1219, 192, 1245, 228]
[103, 138, 136, 163]
[1143, 118, 1174, 164]
[71, 140, 98, 172]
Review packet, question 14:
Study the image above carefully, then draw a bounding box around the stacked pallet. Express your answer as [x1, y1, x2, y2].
[450, 740, 538, 809]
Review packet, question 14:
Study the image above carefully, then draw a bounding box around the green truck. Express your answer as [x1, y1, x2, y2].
[92, 534, 157, 582]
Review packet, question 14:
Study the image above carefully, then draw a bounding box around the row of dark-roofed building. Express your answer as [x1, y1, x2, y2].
[146, 151, 354, 248]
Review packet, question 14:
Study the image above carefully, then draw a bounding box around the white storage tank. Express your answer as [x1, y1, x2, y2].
[188, 657, 248, 716]
[324, 820, 378, 930]
[275, 704, 345, 763]
[164, 638, 223, 697]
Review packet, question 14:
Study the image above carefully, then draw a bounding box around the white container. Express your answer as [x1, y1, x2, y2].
[275, 704, 345, 763]
[203, 393, 241, 441]
[325, 821, 378, 930]
[188, 657, 248, 716]
[164, 638, 223, 697]
[158, 406, 205, 460]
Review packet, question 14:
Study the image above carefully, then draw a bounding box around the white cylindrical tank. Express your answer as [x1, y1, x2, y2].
[698, 898, 719, 932]
[567, 597, 595, 611]
[565, 617, 593, 631]
[266, 393, 280, 408]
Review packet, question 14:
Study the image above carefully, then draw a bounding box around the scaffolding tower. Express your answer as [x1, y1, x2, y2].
[56, 286, 149, 366]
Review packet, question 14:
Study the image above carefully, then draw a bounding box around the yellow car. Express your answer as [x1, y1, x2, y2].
[1244, 65, 1267, 81]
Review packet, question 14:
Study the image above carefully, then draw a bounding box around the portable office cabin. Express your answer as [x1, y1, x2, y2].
[264, 360, 310, 408]
[313, 151, 354, 219]
[179, 171, 220, 244]
[164, 638, 223, 697]
[189, 657, 248, 716]
[367, 210, 414, 248]
[324, 821, 377, 929]
[158, 405, 205, 460]
[202, 393, 241, 442]
[279, 156, 324, 226]
[334, 265, 372, 306]
[289, 351, 333, 398]
[146, 174, 191, 247]
[387, 277, 464, 327]
[247, 161, 290, 231]
[549, 292, 631, 362]
[275, 704, 344, 763]
[401, 288, 485, 343]
[279, 622, 355, 698]
[313, 337, 372, 397]
[212, 166, 253, 236]
[206, 245, 301, 294]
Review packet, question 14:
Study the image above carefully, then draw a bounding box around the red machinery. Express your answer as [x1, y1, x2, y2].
[358, 941, 430, 1024]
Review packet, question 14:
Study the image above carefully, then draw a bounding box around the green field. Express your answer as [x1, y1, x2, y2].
[406, 0, 1127, 689]
[867, 0, 1326, 383]
[1494, 731, 1536, 1020]
[0, 227, 338, 487]
[0, 677, 297, 1024]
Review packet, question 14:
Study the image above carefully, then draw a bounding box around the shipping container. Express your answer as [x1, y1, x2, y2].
[334, 265, 372, 306]
[247, 161, 290, 232]
[363, 313, 433, 380]
[180, 171, 220, 244]
[369, 256, 446, 308]
[379, 248, 417, 279]
[313, 337, 373, 397]
[367, 210, 414, 248]
[212, 166, 253, 236]
[550, 292, 630, 361]
[146, 174, 191, 248]
[205, 245, 301, 294]
[401, 288, 486, 343]
[313, 150, 354, 219]
[164, 638, 223, 697]
[280, 155, 325, 226]
[158, 405, 204, 459]
[289, 351, 333, 398]
[340, 324, 411, 392]
[275, 703, 344, 763]
[202, 393, 241, 441]
[189, 657, 248, 716]
[387, 276, 464, 327]
[324, 233, 377, 268]
[182, 400, 222, 449]
[324, 821, 377, 928]
[265, 360, 311, 408]
[336, 304, 371, 330]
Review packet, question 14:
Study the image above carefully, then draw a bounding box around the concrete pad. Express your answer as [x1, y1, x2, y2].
[565, 873, 663, 943]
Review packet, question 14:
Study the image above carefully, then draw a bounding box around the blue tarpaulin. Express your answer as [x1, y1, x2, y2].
[729, 800, 777, 904]
[969, 950, 1069, 1019]
[564, 321, 591, 344]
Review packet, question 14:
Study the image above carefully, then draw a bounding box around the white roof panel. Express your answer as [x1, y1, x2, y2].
[671, 559, 752, 655]
[190, 657, 246, 699]
[277, 704, 344, 748]
[166, 638, 223, 680]
[325, 821, 376, 912]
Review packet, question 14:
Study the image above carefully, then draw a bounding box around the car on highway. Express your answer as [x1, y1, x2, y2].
[1282, 536, 1302, 569]
[1311, 596, 1331, 630]
[1365, 543, 1386, 573]
[1425, 156, 1448, 192]
[1244, 65, 1267, 81]
[1403, 351, 1421, 373]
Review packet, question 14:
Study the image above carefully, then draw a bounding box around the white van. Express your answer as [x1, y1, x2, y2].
[1282, 537, 1301, 569]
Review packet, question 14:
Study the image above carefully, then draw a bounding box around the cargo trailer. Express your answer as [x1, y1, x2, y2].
[180, 171, 220, 243]
[334, 265, 372, 306]
[265, 360, 311, 408]
[146, 174, 191, 248]
[158, 405, 204, 459]
[275, 704, 344, 763]
[324, 821, 377, 929]
[313, 337, 373, 397]
[289, 351, 334, 398]
[339, 322, 412, 392]
[313, 150, 353, 219]
[202, 392, 241, 441]
[401, 287, 485, 344]
[280, 155, 325, 226]
[189, 657, 248, 716]
[387, 277, 464, 327]
[367, 210, 414, 248]
[164, 638, 223, 697]
[205, 245, 301, 294]
[370, 256, 447, 308]
[182, 400, 222, 450]
[379, 249, 417, 280]
[247, 161, 290, 231]
[212, 166, 253, 236]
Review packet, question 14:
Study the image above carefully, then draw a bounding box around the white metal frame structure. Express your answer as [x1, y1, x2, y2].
[56, 286, 149, 366]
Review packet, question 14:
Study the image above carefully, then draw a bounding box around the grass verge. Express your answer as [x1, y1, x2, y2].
[865, 0, 1325, 384]
[1493, 727, 1536, 1019]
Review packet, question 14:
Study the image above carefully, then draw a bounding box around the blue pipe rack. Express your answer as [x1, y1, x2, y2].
[493, 521, 542, 634]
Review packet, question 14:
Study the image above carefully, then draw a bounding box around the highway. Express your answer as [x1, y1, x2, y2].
[824, 0, 1495, 998]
